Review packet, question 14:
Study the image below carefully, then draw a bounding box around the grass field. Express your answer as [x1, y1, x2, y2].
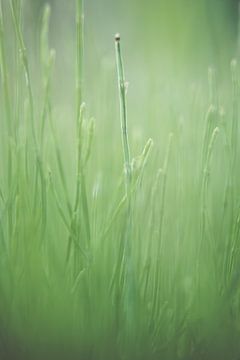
[0, 0, 240, 359]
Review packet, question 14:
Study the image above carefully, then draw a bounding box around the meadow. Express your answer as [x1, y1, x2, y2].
[0, 0, 240, 359]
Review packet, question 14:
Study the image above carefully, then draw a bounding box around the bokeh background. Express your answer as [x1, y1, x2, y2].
[21, 0, 239, 102]
[10, 0, 236, 164]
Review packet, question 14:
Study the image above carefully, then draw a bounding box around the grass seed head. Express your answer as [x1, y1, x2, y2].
[115, 33, 120, 42]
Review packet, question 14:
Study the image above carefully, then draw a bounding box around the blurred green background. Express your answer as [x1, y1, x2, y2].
[17, 0, 238, 131]
[21, 0, 239, 94]
[14, 0, 238, 154]
[24, 0, 239, 68]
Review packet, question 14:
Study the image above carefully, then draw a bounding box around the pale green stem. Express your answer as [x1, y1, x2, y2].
[115, 34, 132, 196]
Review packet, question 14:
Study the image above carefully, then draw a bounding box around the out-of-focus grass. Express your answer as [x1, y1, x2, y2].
[0, 0, 240, 359]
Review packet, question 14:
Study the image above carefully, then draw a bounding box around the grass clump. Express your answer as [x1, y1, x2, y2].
[0, 1, 240, 360]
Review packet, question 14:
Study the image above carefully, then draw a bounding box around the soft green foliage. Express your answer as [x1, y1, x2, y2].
[0, 1, 240, 359]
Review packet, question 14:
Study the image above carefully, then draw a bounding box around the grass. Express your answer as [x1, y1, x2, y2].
[0, 0, 240, 359]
